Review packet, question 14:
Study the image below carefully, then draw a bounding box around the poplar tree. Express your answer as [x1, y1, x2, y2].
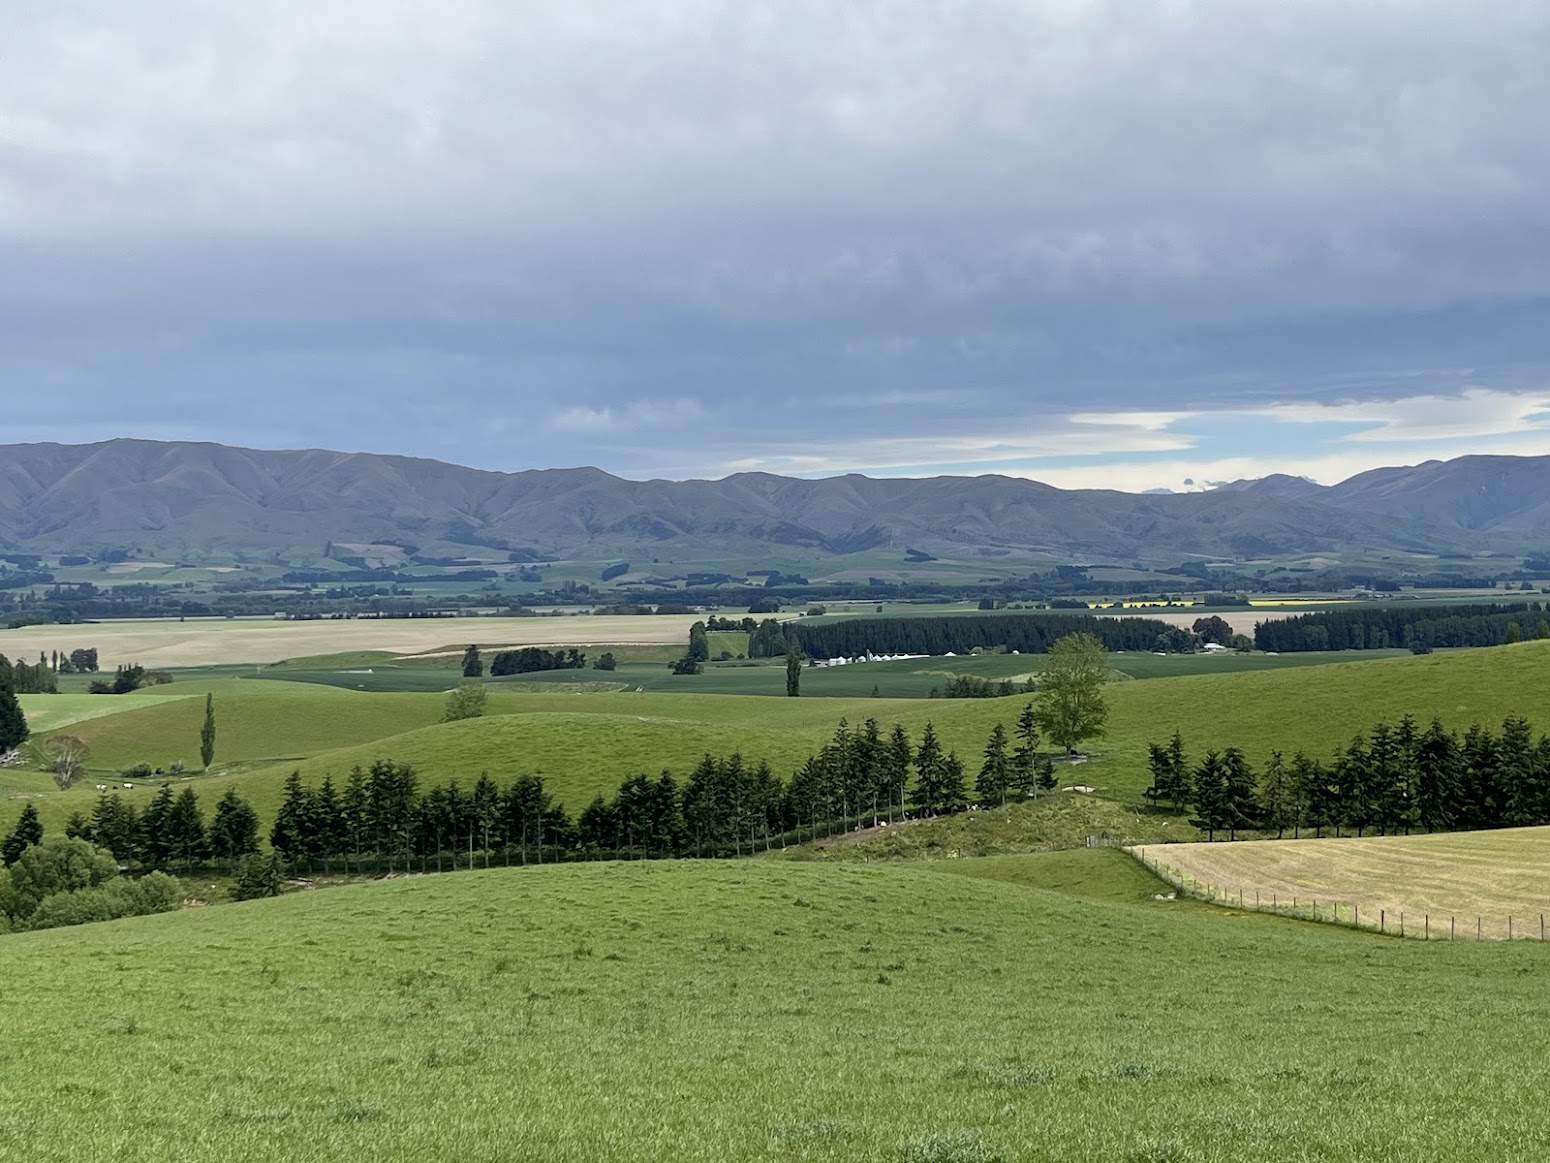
[200, 693, 216, 770]
[461, 644, 484, 677]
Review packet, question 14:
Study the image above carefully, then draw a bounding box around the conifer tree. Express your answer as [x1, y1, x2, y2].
[461, 644, 484, 677]
[1220, 747, 1258, 840]
[883, 724, 912, 821]
[1190, 750, 1229, 841]
[976, 723, 1012, 806]
[0, 681, 28, 754]
[90, 793, 140, 863]
[912, 722, 946, 815]
[209, 788, 261, 865]
[138, 785, 177, 870]
[2, 802, 43, 865]
[270, 771, 312, 859]
[1011, 704, 1040, 799]
[167, 787, 209, 871]
[938, 751, 969, 814]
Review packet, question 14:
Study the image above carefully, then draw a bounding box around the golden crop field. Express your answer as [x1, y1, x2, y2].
[1135, 827, 1550, 940]
[0, 614, 704, 668]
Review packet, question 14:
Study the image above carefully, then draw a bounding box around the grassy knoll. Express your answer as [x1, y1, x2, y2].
[5, 857, 1550, 1160]
[1137, 826, 1550, 940]
[781, 795, 1196, 863]
[940, 846, 1177, 904]
[8, 640, 1550, 843]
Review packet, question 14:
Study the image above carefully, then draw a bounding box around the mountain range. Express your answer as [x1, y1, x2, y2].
[0, 439, 1544, 565]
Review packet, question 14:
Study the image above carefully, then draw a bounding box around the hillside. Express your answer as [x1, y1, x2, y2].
[3, 853, 1549, 1161]
[0, 438, 1514, 563]
[10, 639, 1550, 841]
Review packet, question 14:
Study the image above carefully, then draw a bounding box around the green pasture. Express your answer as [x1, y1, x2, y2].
[9, 640, 1550, 846]
[4, 852, 1550, 1161]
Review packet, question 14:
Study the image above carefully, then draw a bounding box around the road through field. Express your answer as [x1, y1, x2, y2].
[0, 614, 704, 668]
[1136, 827, 1550, 938]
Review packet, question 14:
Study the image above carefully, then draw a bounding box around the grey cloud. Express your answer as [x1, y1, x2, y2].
[2, 1, 1548, 476]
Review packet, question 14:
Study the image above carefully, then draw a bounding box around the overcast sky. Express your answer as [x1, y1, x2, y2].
[3, 1, 1548, 490]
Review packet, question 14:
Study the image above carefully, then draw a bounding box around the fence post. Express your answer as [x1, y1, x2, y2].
[1424, 914, 1429, 941]
[1256, 890, 1260, 909]
[1509, 916, 1514, 941]
[1478, 916, 1483, 941]
[1450, 916, 1454, 941]
[1381, 909, 1386, 935]
[1354, 904, 1358, 929]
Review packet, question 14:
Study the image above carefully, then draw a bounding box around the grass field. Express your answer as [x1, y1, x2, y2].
[4, 851, 1550, 1161]
[9, 640, 1550, 844]
[0, 613, 710, 669]
[1136, 826, 1550, 940]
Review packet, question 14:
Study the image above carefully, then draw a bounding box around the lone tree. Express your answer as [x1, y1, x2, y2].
[461, 644, 484, 678]
[31, 735, 90, 791]
[785, 633, 804, 697]
[0, 682, 28, 754]
[199, 693, 216, 770]
[1032, 632, 1110, 756]
[443, 681, 488, 723]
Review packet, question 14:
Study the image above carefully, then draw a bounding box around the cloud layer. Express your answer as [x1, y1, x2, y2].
[2, 1, 1549, 487]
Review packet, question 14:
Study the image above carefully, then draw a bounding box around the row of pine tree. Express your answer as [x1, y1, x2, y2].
[1147, 714, 1550, 840]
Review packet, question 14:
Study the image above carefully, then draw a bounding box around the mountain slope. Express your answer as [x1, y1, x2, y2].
[0, 438, 1526, 562]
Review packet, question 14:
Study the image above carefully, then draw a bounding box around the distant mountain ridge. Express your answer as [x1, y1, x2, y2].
[1222, 455, 1550, 535]
[0, 439, 1541, 564]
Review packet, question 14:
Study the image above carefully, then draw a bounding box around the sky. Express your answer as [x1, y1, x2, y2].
[2, 0, 1549, 491]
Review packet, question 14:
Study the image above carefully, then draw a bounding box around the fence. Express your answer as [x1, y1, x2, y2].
[1128, 847, 1548, 942]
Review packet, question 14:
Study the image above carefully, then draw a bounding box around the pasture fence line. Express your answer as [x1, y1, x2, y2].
[1125, 846, 1547, 943]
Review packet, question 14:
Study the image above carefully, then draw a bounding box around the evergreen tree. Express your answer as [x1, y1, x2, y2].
[461, 644, 484, 677]
[167, 787, 209, 871]
[64, 811, 92, 842]
[1258, 751, 1296, 838]
[233, 852, 286, 900]
[208, 788, 261, 865]
[976, 723, 1012, 806]
[1190, 750, 1229, 841]
[1220, 747, 1258, 840]
[1413, 718, 1462, 832]
[0, 682, 28, 753]
[883, 724, 912, 821]
[312, 776, 344, 869]
[138, 785, 177, 870]
[200, 693, 216, 770]
[2, 802, 43, 865]
[270, 771, 313, 859]
[1292, 752, 1329, 838]
[1010, 704, 1040, 799]
[911, 722, 947, 815]
[938, 751, 968, 814]
[90, 793, 140, 863]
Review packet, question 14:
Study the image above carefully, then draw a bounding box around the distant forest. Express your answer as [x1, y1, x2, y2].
[789, 613, 1170, 659]
[1253, 602, 1548, 652]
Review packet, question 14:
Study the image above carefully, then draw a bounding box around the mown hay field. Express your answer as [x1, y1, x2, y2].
[4, 851, 1550, 1162]
[0, 613, 706, 669]
[1136, 826, 1550, 940]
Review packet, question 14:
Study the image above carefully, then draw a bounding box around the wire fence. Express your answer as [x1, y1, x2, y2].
[1128, 846, 1549, 942]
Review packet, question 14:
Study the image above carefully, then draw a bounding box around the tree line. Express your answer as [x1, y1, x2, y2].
[787, 613, 1171, 660]
[1146, 712, 1550, 841]
[1252, 602, 1548, 653]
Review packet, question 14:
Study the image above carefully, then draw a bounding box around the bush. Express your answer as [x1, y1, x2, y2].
[234, 852, 286, 900]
